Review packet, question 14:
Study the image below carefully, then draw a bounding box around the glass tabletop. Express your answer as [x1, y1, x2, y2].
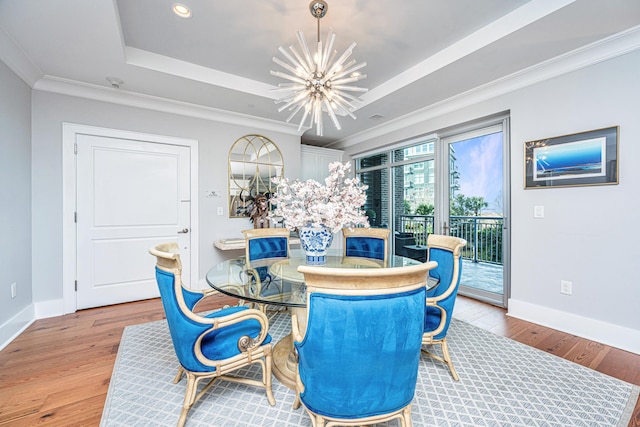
[205, 248, 435, 308]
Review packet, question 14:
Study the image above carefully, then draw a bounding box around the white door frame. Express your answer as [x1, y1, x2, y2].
[62, 123, 199, 314]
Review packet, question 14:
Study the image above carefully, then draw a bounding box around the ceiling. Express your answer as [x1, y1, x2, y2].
[1, 0, 639, 147]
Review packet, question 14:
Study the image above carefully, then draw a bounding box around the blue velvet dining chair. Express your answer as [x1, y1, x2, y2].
[342, 227, 391, 265]
[292, 261, 437, 427]
[422, 234, 467, 381]
[242, 228, 291, 310]
[149, 242, 275, 427]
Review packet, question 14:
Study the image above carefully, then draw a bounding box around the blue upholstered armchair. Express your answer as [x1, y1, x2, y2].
[292, 262, 436, 427]
[242, 228, 290, 309]
[342, 227, 391, 265]
[422, 234, 467, 381]
[149, 242, 275, 427]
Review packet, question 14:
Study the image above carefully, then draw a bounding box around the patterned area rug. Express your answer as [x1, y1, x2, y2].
[101, 312, 639, 427]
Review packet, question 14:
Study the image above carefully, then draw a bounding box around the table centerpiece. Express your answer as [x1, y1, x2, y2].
[270, 162, 369, 264]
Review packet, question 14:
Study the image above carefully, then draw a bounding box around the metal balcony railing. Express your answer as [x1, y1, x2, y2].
[398, 215, 504, 265]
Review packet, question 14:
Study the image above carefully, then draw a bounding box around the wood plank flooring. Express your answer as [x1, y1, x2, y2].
[1, 295, 638, 426]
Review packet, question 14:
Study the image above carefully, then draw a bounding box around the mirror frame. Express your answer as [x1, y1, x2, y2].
[228, 134, 284, 218]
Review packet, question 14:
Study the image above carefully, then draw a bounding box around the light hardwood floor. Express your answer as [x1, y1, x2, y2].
[1, 294, 638, 426]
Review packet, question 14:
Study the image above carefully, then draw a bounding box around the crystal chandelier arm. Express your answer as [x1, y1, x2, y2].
[273, 57, 305, 78]
[330, 75, 367, 86]
[285, 103, 305, 123]
[296, 31, 315, 71]
[273, 82, 306, 89]
[270, 70, 307, 85]
[325, 42, 357, 76]
[314, 101, 323, 135]
[331, 88, 365, 102]
[331, 84, 368, 92]
[330, 61, 366, 81]
[288, 45, 313, 76]
[322, 97, 342, 130]
[277, 90, 312, 112]
[298, 105, 309, 132]
[298, 102, 312, 131]
[321, 30, 335, 71]
[329, 94, 357, 119]
[329, 59, 356, 78]
[276, 46, 310, 77]
[274, 93, 295, 104]
[278, 101, 298, 113]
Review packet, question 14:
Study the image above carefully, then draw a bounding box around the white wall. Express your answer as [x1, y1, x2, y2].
[0, 60, 33, 347]
[31, 91, 301, 307]
[341, 50, 640, 353]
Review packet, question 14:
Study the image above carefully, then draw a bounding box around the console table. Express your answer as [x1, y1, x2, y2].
[214, 237, 300, 251]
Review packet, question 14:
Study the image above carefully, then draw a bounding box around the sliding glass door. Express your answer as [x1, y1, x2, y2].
[439, 121, 510, 307]
[355, 116, 510, 307]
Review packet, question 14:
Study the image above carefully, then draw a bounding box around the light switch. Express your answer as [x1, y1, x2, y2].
[534, 205, 544, 218]
[217, 207, 223, 216]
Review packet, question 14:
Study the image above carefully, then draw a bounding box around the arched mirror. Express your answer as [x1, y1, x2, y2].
[228, 134, 284, 218]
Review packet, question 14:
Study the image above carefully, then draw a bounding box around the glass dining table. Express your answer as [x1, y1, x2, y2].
[205, 248, 437, 388]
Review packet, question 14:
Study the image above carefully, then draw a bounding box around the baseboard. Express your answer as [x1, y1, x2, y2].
[34, 298, 66, 319]
[508, 298, 640, 355]
[0, 304, 35, 351]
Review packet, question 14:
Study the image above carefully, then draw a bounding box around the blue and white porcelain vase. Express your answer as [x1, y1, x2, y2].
[299, 225, 334, 265]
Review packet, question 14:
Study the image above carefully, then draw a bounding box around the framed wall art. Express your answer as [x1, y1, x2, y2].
[524, 126, 618, 189]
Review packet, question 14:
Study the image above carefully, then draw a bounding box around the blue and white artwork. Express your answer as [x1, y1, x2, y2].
[533, 137, 606, 181]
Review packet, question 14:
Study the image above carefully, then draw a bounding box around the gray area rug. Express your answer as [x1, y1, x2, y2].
[101, 311, 639, 426]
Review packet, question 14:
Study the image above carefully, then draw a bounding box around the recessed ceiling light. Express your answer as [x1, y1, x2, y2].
[172, 3, 192, 18]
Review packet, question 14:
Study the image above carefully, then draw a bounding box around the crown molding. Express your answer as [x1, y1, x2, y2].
[32, 76, 304, 136]
[125, 47, 277, 100]
[360, 0, 576, 108]
[0, 24, 42, 86]
[333, 25, 640, 150]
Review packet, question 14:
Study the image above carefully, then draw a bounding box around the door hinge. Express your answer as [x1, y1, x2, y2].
[74, 211, 77, 223]
[74, 143, 78, 155]
[74, 280, 78, 291]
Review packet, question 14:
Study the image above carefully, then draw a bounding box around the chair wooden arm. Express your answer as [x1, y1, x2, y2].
[424, 302, 447, 338]
[291, 313, 304, 343]
[192, 307, 272, 367]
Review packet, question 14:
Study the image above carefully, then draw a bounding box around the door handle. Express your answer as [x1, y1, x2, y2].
[177, 228, 189, 234]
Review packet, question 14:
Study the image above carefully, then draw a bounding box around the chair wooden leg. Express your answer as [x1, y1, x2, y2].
[440, 338, 459, 381]
[263, 354, 276, 406]
[178, 372, 198, 427]
[292, 391, 302, 410]
[402, 405, 412, 427]
[172, 366, 184, 384]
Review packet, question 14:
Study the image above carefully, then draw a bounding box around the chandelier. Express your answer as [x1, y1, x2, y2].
[271, 0, 367, 136]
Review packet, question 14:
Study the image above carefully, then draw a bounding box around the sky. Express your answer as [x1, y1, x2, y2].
[451, 132, 503, 215]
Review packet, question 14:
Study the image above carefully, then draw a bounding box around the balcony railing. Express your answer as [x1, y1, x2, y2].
[398, 215, 504, 265]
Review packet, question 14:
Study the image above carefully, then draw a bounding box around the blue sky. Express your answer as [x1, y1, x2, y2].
[452, 132, 503, 215]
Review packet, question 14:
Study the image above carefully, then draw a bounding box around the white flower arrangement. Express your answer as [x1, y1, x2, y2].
[270, 162, 370, 233]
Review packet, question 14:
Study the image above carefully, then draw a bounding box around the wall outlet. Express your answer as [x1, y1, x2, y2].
[560, 280, 572, 295]
[11, 282, 17, 299]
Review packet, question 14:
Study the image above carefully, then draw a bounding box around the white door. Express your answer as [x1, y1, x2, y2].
[76, 134, 191, 309]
